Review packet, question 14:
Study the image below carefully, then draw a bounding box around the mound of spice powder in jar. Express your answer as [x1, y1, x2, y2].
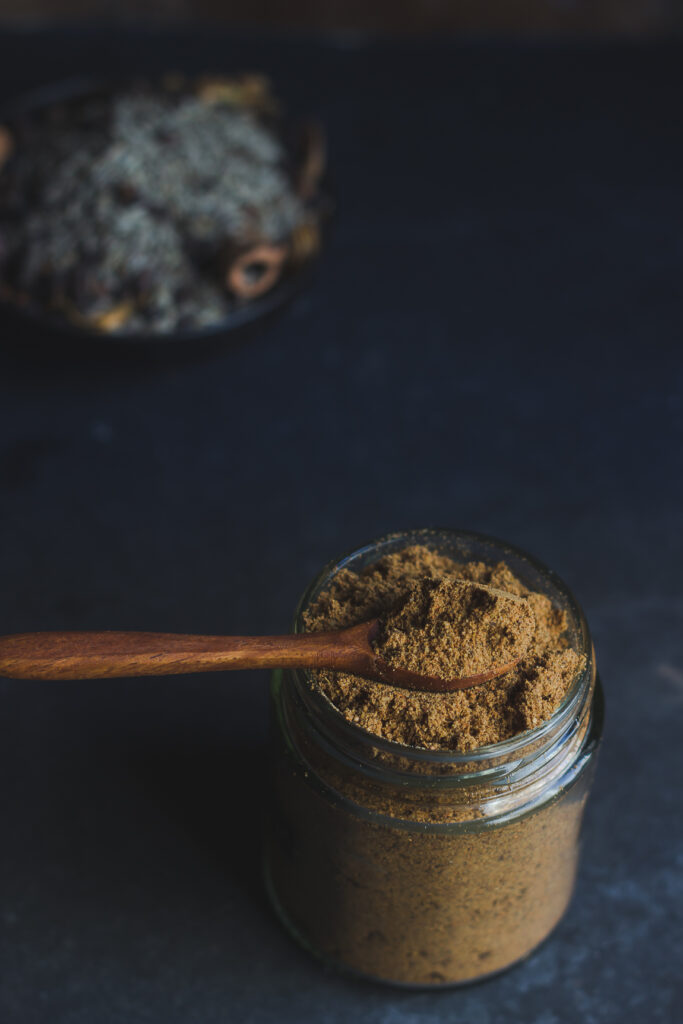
[303, 545, 582, 750]
[265, 540, 599, 986]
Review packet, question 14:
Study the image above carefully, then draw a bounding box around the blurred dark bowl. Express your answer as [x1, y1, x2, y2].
[0, 76, 333, 355]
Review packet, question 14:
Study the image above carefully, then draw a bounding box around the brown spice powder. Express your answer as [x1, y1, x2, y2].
[303, 545, 582, 751]
[267, 763, 592, 985]
[376, 576, 535, 678]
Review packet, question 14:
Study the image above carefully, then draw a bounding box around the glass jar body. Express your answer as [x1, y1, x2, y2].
[263, 529, 603, 987]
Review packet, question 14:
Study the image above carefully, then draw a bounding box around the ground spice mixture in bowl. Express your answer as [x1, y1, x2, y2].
[264, 528, 603, 987]
[0, 75, 329, 344]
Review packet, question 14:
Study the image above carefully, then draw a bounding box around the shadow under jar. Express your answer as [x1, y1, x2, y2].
[264, 528, 603, 987]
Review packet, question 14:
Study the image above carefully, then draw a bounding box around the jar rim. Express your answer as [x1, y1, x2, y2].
[291, 526, 594, 766]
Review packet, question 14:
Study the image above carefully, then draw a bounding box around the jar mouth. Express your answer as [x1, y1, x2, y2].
[291, 527, 595, 766]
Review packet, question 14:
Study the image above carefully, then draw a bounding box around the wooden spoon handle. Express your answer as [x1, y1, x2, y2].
[0, 629, 372, 681]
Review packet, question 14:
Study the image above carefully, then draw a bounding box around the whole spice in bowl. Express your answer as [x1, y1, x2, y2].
[0, 75, 327, 339]
[264, 529, 603, 986]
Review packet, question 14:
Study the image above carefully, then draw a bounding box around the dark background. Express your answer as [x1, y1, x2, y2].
[1, 21, 682, 1024]
[3, 0, 683, 36]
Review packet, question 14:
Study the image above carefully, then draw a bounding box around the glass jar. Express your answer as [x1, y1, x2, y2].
[264, 528, 603, 987]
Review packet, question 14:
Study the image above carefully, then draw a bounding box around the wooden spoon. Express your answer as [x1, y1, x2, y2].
[0, 622, 519, 693]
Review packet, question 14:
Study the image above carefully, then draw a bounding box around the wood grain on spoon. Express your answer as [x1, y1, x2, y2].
[0, 622, 519, 693]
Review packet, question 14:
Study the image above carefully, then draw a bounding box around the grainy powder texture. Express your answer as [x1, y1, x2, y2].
[377, 577, 535, 678]
[267, 766, 593, 985]
[303, 545, 581, 750]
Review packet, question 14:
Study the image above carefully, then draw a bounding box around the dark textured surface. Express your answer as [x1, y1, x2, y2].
[1, 27, 682, 1024]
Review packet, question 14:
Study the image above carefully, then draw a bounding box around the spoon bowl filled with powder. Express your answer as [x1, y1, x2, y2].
[375, 576, 535, 682]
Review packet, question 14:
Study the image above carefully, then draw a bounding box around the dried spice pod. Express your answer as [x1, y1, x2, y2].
[225, 242, 289, 300]
[0, 125, 14, 170]
[195, 74, 278, 115]
[290, 219, 321, 265]
[296, 121, 326, 201]
[58, 296, 136, 334]
[87, 301, 136, 333]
